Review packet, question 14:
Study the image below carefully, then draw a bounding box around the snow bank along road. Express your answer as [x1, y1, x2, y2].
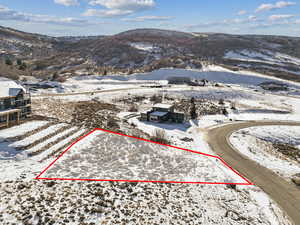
[206, 121, 300, 225]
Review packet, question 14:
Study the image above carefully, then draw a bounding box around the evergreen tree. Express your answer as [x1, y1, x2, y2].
[5, 57, 13, 66]
[17, 59, 22, 66]
[52, 72, 59, 81]
[190, 99, 197, 120]
[190, 97, 195, 104]
[218, 98, 225, 105]
[18, 62, 27, 70]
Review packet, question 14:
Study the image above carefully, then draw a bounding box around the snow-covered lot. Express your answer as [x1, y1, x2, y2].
[41, 129, 247, 184]
[230, 126, 300, 180]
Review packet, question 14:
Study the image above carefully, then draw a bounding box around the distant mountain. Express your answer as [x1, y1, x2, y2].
[1, 26, 300, 82]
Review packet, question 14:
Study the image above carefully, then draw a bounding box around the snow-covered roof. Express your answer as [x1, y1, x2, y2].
[153, 103, 173, 109]
[150, 111, 169, 117]
[0, 78, 26, 98]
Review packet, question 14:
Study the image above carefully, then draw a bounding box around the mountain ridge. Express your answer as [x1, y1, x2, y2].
[0, 26, 300, 82]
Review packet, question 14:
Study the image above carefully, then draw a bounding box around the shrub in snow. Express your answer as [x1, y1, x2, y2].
[150, 129, 169, 145]
[128, 104, 138, 112]
[218, 98, 225, 105]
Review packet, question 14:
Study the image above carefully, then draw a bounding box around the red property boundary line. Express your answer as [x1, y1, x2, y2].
[35, 128, 254, 185]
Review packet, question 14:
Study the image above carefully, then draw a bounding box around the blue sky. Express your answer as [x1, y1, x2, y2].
[0, 0, 299, 36]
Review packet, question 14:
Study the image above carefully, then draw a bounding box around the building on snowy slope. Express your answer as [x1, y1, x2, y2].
[0, 78, 31, 128]
[140, 103, 185, 123]
[167, 76, 208, 86]
[259, 81, 288, 91]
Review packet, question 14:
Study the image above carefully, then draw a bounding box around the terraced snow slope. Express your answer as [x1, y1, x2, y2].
[0, 121, 49, 139]
[34, 129, 86, 161]
[27, 127, 77, 154]
[11, 123, 67, 148]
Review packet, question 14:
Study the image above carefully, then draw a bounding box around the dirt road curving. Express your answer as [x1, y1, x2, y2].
[206, 121, 300, 225]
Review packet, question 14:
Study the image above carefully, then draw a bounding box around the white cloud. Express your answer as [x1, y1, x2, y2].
[82, 8, 132, 17]
[122, 15, 173, 22]
[0, 5, 29, 21]
[54, 0, 79, 6]
[0, 5, 93, 26]
[255, 1, 296, 13]
[268, 14, 294, 21]
[248, 15, 258, 21]
[238, 10, 247, 15]
[86, 0, 155, 17]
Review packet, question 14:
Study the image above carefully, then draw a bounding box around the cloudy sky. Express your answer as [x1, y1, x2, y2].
[0, 0, 299, 36]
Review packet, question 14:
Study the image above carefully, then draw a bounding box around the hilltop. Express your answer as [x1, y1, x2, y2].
[1, 26, 300, 82]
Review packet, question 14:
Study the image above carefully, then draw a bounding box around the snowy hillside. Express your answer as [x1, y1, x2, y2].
[1, 26, 300, 82]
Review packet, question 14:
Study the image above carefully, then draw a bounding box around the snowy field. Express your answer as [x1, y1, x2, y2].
[230, 126, 300, 180]
[31, 66, 300, 96]
[41, 129, 247, 184]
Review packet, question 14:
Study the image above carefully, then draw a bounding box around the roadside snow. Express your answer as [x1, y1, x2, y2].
[230, 126, 300, 180]
[247, 126, 300, 148]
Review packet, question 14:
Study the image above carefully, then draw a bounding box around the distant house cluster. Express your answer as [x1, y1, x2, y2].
[167, 76, 208, 86]
[260, 82, 288, 91]
[140, 103, 185, 123]
[0, 78, 31, 128]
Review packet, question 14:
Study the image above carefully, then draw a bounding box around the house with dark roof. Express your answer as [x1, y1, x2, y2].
[0, 78, 31, 128]
[140, 103, 185, 123]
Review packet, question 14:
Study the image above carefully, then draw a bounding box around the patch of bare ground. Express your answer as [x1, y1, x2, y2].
[272, 143, 300, 163]
[70, 101, 121, 131]
[175, 98, 222, 117]
[253, 137, 300, 164]
[32, 98, 76, 123]
[32, 98, 121, 131]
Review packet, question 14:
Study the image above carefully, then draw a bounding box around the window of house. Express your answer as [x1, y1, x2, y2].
[11, 98, 16, 106]
[0, 115, 6, 122]
[0, 101, 4, 111]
